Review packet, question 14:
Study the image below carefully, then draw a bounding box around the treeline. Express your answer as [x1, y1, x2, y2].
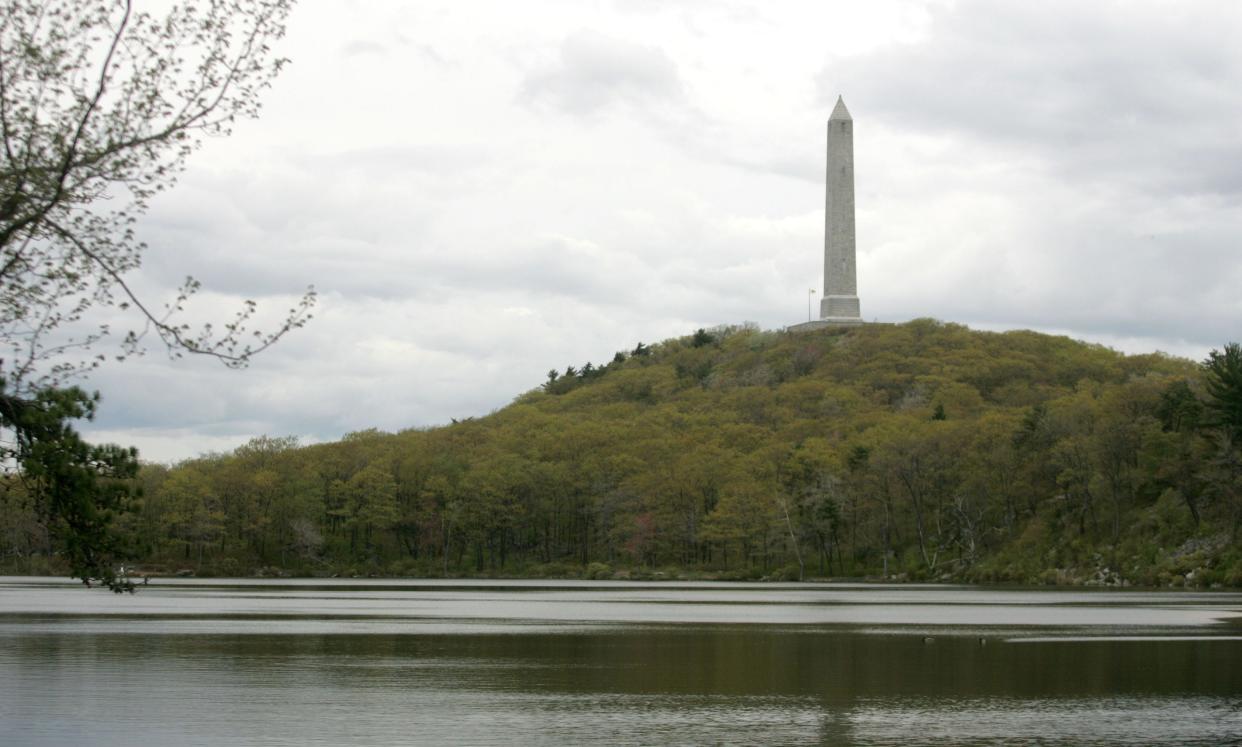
[4, 320, 1240, 586]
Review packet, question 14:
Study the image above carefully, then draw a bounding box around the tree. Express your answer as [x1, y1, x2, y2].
[702, 476, 774, 570]
[1201, 431, 1242, 539]
[159, 463, 222, 567]
[1202, 344, 1242, 536]
[1203, 343, 1242, 441]
[344, 463, 398, 558]
[1156, 379, 1202, 434]
[0, 386, 138, 589]
[0, 0, 312, 589]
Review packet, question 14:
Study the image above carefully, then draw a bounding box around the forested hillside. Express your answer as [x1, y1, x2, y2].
[5, 319, 1240, 586]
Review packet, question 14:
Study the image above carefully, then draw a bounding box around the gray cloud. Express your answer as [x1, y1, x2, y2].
[521, 30, 689, 118]
[792, 1, 1242, 351]
[820, 1, 1242, 196]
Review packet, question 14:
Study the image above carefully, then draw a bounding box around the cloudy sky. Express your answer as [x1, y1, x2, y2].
[79, 0, 1242, 462]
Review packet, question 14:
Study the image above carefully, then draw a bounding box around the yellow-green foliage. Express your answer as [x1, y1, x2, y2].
[12, 320, 1231, 586]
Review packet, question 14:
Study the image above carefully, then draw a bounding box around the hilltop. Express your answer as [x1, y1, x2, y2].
[6, 319, 1238, 587]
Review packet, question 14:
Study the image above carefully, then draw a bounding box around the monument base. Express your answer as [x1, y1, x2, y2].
[788, 317, 864, 332]
[821, 295, 860, 318]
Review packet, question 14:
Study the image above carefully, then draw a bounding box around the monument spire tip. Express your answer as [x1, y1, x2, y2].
[829, 95, 852, 121]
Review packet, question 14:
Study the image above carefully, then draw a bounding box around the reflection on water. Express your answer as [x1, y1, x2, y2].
[846, 696, 1241, 746]
[1, 577, 1240, 745]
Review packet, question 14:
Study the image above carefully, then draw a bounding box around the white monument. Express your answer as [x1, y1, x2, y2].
[792, 95, 863, 330]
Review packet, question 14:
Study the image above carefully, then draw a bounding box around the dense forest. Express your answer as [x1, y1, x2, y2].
[4, 319, 1240, 587]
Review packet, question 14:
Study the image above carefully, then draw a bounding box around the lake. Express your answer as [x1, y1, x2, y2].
[1, 577, 1240, 745]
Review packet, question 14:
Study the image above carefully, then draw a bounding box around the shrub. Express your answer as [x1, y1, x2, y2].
[584, 562, 613, 580]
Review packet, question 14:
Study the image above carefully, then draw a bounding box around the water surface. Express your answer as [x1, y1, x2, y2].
[2, 577, 1239, 745]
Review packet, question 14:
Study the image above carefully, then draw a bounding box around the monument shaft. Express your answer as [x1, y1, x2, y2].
[821, 96, 860, 320]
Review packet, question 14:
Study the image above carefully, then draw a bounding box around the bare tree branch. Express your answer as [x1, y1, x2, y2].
[0, 0, 310, 394]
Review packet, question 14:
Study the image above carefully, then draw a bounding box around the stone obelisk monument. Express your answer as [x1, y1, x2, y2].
[819, 95, 861, 323]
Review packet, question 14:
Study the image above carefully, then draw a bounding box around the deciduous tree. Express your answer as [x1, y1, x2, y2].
[0, 0, 312, 589]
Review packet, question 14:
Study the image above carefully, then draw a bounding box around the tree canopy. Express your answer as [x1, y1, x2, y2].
[13, 321, 1236, 589]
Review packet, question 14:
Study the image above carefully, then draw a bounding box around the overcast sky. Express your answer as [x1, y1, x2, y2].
[79, 0, 1242, 463]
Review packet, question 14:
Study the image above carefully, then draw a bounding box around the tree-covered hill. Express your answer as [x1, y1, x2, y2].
[6, 319, 1240, 587]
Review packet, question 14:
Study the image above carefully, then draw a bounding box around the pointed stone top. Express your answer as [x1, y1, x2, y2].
[829, 95, 852, 121]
